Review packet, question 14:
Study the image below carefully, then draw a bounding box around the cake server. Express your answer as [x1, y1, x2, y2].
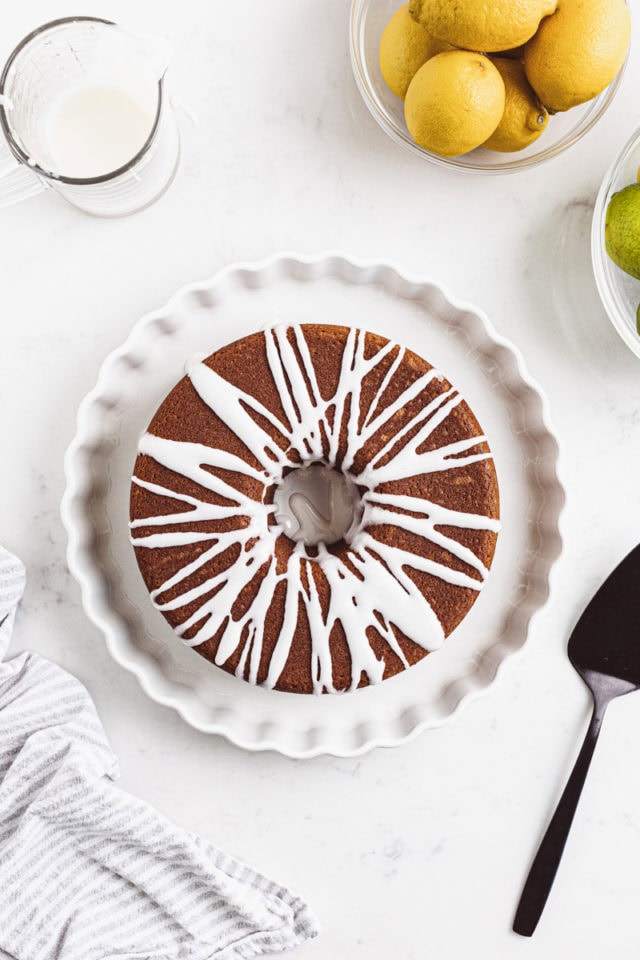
[513, 543, 640, 937]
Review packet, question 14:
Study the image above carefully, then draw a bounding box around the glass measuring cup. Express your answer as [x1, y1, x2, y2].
[0, 17, 180, 217]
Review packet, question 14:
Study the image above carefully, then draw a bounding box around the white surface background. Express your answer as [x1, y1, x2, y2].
[2, 2, 640, 957]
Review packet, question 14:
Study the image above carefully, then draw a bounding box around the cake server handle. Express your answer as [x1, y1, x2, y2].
[513, 690, 609, 937]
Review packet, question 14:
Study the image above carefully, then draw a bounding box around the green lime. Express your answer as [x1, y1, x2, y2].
[605, 183, 640, 279]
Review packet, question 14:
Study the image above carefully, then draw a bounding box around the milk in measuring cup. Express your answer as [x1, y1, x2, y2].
[0, 18, 179, 214]
[46, 85, 155, 178]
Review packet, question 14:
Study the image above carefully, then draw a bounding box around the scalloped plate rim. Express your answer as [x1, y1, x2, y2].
[61, 250, 565, 758]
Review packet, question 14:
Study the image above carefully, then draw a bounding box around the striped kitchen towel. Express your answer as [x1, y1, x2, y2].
[0, 545, 319, 960]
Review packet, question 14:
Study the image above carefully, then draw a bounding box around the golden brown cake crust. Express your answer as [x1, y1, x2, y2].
[130, 324, 500, 694]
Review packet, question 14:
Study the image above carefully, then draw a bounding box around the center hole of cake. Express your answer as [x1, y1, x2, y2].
[273, 463, 360, 546]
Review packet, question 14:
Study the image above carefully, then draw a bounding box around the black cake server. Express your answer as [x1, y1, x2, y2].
[513, 543, 640, 937]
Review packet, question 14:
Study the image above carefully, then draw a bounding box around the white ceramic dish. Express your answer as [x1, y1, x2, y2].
[61, 252, 564, 758]
[592, 126, 640, 359]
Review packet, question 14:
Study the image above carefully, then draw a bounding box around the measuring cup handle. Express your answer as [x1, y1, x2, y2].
[0, 141, 46, 209]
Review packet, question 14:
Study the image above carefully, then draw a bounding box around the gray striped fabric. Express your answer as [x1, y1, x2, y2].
[0, 546, 319, 960]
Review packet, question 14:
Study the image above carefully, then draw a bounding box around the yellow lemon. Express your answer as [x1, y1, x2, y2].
[483, 58, 548, 152]
[405, 51, 505, 157]
[379, 3, 453, 100]
[409, 0, 557, 53]
[524, 0, 631, 112]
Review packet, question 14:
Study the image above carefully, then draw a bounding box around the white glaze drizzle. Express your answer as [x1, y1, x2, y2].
[131, 325, 500, 694]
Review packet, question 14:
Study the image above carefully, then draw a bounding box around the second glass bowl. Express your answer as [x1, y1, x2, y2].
[350, 0, 627, 174]
[592, 127, 640, 359]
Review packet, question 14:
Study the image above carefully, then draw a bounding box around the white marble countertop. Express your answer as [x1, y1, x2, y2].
[2, 1, 640, 957]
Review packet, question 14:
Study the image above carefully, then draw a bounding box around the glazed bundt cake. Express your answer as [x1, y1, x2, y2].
[130, 323, 500, 694]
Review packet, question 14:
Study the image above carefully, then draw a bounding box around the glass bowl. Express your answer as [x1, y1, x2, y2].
[592, 127, 640, 359]
[349, 0, 627, 174]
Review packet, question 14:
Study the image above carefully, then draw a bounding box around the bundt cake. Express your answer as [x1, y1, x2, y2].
[129, 323, 500, 694]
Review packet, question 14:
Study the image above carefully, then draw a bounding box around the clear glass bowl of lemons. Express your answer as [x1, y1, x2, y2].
[350, 0, 629, 172]
[592, 128, 640, 359]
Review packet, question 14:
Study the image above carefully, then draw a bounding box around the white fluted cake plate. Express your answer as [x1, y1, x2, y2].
[62, 252, 564, 758]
